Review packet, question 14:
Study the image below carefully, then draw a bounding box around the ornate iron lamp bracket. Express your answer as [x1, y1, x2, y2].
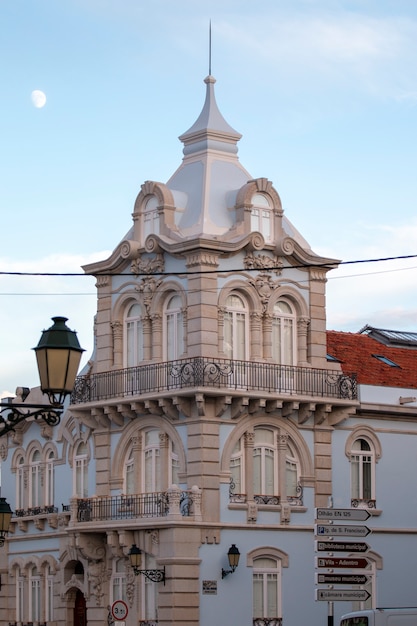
[0, 402, 63, 436]
[131, 565, 166, 584]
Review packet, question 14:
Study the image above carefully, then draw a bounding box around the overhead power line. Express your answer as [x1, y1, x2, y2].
[0, 253, 416, 278]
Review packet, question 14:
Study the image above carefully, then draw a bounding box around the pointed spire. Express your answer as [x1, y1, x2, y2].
[179, 75, 242, 157]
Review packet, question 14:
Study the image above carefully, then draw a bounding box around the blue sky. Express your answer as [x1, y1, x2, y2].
[1, 0, 417, 394]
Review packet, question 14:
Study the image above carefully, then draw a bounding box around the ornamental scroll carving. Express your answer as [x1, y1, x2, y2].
[244, 252, 283, 275]
[131, 253, 164, 276]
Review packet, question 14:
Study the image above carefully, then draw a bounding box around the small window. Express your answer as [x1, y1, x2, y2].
[251, 194, 272, 242]
[372, 354, 400, 367]
[143, 195, 159, 239]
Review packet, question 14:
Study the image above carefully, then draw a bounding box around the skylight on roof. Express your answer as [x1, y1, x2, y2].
[372, 354, 400, 368]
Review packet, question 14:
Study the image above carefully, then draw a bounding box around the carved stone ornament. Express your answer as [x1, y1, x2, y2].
[244, 252, 283, 275]
[249, 272, 277, 310]
[137, 277, 163, 314]
[131, 253, 164, 276]
[88, 560, 107, 606]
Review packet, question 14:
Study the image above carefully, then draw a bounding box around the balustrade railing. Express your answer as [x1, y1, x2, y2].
[14, 505, 58, 517]
[75, 489, 196, 523]
[71, 358, 357, 404]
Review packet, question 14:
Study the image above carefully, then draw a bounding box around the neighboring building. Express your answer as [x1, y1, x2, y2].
[1, 74, 417, 626]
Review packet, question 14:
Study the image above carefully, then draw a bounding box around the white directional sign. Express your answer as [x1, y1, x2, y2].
[315, 540, 370, 552]
[316, 508, 371, 521]
[316, 589, 371, 602]
[315, 524, 371, 537]
[316, 573, 369, 585]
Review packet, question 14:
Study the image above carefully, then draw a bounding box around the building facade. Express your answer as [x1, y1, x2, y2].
[1, 74, 417, 626]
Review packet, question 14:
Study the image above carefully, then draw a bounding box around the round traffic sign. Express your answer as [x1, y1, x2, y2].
[111, 600, 128, 621]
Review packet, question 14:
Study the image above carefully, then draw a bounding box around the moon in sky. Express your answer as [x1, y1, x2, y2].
[31, 90, 47, 108]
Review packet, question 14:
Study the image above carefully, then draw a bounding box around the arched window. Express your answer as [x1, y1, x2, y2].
[29, 450, 42, 508]
[125, 302, 144, 367]
[253, 556, 282, 621]
[74, 442, 89, 498]
[29, 566, 41, 623]
[253, 428, 277, 498]
[143, 195, 159, 240]
[224, 293, 249, 360]
[272, 299, 296, 365]
[286, 441, 301, 499]
[124, 448, 135, 495]
[16, 567, 24, 623]
[351, 438, 375, 507]
[141, 553, 158, 622]
[230, 438, 244, 498]
[45, 564, 54, 622]
[123, 430, 180, 496]
[111, 559, 127, 604]
[144, 429, 161, 492]
[251, 193, 272, 242]
[164, 294, 184, 360]
[45, 450, 55, 507]
[16, 455, 25, 510]
[229, 428, 302, 506]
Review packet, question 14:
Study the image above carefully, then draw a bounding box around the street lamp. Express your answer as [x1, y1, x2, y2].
[128, 544, 166, 584]
[0, 497, 13, 546]
[221, 544, 240, 578]
[0, 317, 84, 436]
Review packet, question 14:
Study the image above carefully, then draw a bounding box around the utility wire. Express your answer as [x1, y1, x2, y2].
[0, 253, 416, 278]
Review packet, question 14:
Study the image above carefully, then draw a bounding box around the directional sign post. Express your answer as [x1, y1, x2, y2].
[315, 524, 371, 537]
[316, 589, 371, 602]
[315, 540, 370, 553]
[316, 508, 371, 521]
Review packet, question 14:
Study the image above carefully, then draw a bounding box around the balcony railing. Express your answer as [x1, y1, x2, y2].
[75, 489, 198, 523]
[71, 358, 357, 404]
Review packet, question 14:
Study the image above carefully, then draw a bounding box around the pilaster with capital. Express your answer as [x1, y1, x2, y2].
[297, 316, 310, 365]
[111, 320, 123, 368]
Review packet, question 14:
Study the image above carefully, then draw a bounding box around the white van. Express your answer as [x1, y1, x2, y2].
[340, 608, 417, 626]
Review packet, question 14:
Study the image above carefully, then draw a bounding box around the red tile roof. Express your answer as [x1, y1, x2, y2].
[327, 330, 417, 388]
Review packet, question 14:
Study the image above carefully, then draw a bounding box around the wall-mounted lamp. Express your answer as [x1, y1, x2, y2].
[0, 497, 13, 546]
[0, 317, 84, 437]
[222, 544, 240, 579]
[128, 544, 166, 584]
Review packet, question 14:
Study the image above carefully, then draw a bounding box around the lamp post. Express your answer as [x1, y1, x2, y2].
[0, 317, 84, 436]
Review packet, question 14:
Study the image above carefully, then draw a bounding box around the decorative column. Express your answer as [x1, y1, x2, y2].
[159, 432, 169, 490]
[297, 316, 310, 366]
[111, 321, 123, 368]
[142, 316, 152, 361]
[263, 313, 273, 360]
[151, 313, 162, 360]
[250, 312, 263, 359]
[244, 431, 255, 501]
[132, 435, 142, 492]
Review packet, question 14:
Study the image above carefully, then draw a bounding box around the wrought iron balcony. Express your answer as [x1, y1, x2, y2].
[75, 489, 197, 523]
[71, 357, 357, 404]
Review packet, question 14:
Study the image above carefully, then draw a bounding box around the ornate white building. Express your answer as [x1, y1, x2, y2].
[1, 73, 417, 626]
